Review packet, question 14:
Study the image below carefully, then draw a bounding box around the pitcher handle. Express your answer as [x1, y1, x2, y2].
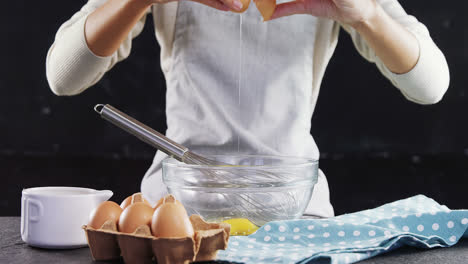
[21, 197, 44, 241]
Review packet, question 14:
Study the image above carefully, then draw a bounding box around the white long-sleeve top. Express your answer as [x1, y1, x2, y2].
[46, 0, 449, 217]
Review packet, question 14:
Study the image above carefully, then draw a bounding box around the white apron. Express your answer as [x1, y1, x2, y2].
[141, 1, 334, 217]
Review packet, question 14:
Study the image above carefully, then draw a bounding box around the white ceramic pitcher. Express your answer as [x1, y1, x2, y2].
[21, 187, 113, 249]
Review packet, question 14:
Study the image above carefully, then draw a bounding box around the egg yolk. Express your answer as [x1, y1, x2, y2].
[223, 218, 259, 236]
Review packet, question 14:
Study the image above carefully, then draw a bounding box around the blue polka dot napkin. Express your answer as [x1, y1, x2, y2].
[217, 195, 468, 264]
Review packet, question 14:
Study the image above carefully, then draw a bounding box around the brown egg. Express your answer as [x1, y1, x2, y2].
[151, 195, 194, 238]
[231, 0, 251, 13]
[253, 0, 276, 21]
[88, 201, 123, 229]
[120, 193, 152, 210]
[118, 202, 154, 234]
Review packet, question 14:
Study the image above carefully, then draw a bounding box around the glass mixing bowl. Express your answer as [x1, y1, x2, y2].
[162, 155, 318, 226]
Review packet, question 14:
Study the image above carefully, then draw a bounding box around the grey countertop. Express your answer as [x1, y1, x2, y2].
[1, 217, 467, 264]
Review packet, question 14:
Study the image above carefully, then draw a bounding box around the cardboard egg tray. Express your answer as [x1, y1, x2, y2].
[83, 214, 230, 264]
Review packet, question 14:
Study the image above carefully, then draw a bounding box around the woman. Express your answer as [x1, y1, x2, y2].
[46, 0, 449, 218]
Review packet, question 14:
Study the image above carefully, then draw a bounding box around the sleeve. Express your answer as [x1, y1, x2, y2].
[46, 0, 148, 96]
[340, 0, 450, 105]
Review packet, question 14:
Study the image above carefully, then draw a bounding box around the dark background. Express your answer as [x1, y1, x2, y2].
[1, 1, 467, 216]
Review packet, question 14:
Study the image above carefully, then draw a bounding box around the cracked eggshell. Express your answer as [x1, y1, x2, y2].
[231, 0, 251, 13]
[254, 0, 276, 21]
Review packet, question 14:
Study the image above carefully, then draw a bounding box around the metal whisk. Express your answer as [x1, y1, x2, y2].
[94, 104, 301, 224]
[94, 104, 220, 165]
[94, 104, 286, 180]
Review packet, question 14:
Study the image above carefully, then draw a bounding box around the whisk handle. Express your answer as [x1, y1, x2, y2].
[94, 104, 187, 160]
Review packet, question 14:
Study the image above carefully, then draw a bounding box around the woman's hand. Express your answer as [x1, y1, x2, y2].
[86, 0, 244, 57]
[270, 0, 420, 75]
[270, 0, 378, 26]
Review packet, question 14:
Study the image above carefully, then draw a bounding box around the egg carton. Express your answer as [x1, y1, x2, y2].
[83, 214, 230, 264]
